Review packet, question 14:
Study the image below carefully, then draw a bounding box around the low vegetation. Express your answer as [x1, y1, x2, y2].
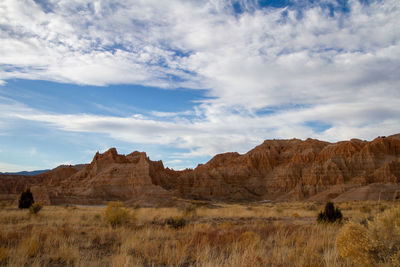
[317, 202, 343, 223]
[164, 216, 186, 229]
[18, 188, 34, 209]
[29, 203, 43, 215]
[337, 205, 400, 266]
[104, 201, 132, 228]
[0, 201, 398, 266]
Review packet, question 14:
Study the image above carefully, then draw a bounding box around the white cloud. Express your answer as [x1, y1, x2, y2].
[0, 0, 399, 167]
[151, 110, 194, 118]
[1, 94, 399, 164]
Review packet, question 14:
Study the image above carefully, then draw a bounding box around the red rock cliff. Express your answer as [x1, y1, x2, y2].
[174, 134, 400, 201]
[2, 134, 400, 204]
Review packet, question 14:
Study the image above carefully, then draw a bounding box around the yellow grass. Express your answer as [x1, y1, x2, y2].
[0, 201, 398, 266]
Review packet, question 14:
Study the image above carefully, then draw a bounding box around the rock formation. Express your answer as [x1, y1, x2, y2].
[28, 148, 176, 205]
[0, 175, 43, 203]
[175, 134, 400, 201]
[1, 133, 400, 204]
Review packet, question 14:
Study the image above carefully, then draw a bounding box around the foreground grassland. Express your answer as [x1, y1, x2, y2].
[0, 201, 399, 266]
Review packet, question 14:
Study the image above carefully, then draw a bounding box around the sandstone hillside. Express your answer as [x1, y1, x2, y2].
[1, 134, 400, 204]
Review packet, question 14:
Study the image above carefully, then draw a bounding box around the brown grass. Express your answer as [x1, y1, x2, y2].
[0, 201, 398, 266]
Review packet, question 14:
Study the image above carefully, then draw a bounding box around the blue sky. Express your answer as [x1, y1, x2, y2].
[0, 0, 399, 172]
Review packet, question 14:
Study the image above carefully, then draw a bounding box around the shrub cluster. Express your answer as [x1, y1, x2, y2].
[104, 201, 131, 228]
[336, 222, 373, 265]
[18, 189, 34, 209]
[337, 205, 400, 265]
[317, 202, 343, 223]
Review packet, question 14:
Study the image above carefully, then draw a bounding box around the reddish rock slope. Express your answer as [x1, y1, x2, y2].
[0, 175, 43, 203]
[175, 134, 400, 201]
[2, 134, 400, 204]
[30, 148, 177, 205]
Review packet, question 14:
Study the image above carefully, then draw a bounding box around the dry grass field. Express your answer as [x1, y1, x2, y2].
[0, 200, 399, 266]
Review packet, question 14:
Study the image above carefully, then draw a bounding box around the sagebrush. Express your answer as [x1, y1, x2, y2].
[337, 205, 400, 266]
[104, 201, 132, 228]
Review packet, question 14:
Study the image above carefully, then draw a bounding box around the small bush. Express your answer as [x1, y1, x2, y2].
[29, 202, 43, 215]
[368, 205, 400, 263]
[336, 222, 373, 265]
[317, 202, 343, 223]
[336, 205, 400, 266]
[165, 216, 186, 229]
[104, 201, 131, 228]
[0, 201, 6, 210]
[18, 188, 34, 209]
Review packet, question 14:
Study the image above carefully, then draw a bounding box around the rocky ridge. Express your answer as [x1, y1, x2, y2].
[1, 134, 400, 205]
[176, 134, 400, 201]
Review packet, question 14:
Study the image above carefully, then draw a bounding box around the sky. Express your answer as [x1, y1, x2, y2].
[0, 0, 399, 172]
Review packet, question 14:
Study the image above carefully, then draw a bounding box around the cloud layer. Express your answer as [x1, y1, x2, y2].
[1, 0, 400, 169]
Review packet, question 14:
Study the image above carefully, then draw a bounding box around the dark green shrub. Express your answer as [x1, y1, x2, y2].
[18, 188, 34, 209]
[317, 202, 343, 223]
[165, 216, 186, 229]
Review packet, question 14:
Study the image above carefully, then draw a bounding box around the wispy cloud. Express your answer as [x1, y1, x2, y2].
[1, 94, 399, 162]
[151, 110, 194, 118]
[0, 0, 399, 168]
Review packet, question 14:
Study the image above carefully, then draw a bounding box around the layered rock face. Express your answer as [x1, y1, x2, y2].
[30, 148, 175, 205]
[0, 164, 84, 204]
[175, 134, 400, 201]
[1, 134, 400, 204]
[0, 175, 43, 203]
